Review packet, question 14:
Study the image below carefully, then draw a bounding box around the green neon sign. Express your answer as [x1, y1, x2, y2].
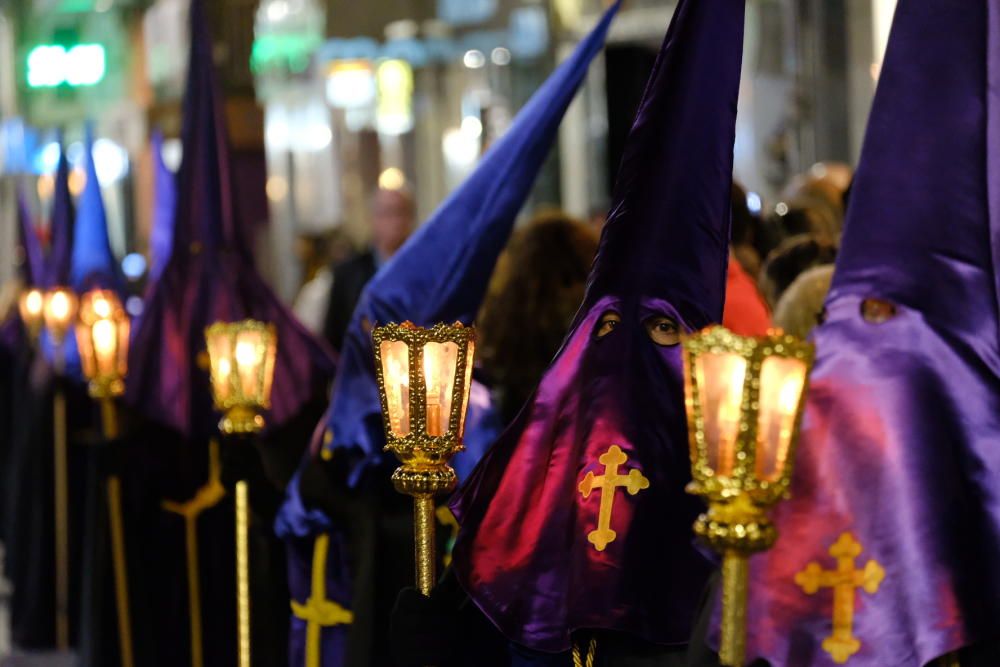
[27, 43, 106, 88]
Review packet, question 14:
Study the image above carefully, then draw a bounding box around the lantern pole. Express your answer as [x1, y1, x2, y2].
[44, 286, 76, 651]
[52, 342, 70, 651]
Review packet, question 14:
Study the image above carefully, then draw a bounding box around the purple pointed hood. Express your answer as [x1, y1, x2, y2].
[149, 130, 178, 282]
[70, 123, 122, 294]
[323, 0, 621, 477]
[44, 138, 74, 289]
[451, 0, 745, 652]
[125, 0, 335, 440]
[744, 2, 1000, 665]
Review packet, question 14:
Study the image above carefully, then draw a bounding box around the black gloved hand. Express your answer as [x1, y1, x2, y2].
[297, 452, 361, 522]
[390, 584, 460, 667]
[221, 438, 284, 522]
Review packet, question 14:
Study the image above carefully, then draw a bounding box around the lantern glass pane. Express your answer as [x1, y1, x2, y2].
[93, 318, 118, 375]
[458, 340, 475, 437]
[234, 330, 266, 401]
[695, 351, 746, 478]
[755, 356, 807, 482]
[206, 331, 235, 405]
[76, 323, 96, 379]
[380, 340, 410, 436]
[259, 328, 277, 408]
[117, 317, 130, 378]
[423, 341, 458, 437]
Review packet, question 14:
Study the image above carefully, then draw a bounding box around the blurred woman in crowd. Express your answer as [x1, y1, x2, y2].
[477, 210, 600, 423]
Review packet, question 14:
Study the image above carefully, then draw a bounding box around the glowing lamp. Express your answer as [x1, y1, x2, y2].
[373, 321, 475, 594]
[43, 287, 79, 346]
[75, 290, 130, 398]
[18, 287, 45, 340]
[204, 320, 277, 435]
[682, 326, 814, 667]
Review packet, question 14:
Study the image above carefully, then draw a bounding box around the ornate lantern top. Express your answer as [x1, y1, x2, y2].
[372, 321, 476, 496]
[204, 319, 278, 435]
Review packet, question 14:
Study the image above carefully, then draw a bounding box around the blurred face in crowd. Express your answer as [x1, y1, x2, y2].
[370, 188, 415, 259]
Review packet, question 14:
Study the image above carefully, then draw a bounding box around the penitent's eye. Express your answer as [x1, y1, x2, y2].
[595, 311, 622, 339]
[860, 298, 897, 324]
[644, 316, 680, 346]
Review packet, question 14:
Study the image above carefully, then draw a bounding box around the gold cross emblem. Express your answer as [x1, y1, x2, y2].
[795, 532, 885, 664]
[291, 534, 354, 667]
[578, 445, 650, 551]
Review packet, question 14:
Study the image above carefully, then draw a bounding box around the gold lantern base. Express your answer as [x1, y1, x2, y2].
[219, 406, 266, 435]
[392, 464, 457, 596]
[693, 493, 776, 667]
[88, 377, 125, 400]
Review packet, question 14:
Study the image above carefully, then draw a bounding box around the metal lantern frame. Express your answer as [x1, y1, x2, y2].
[204, 319, 278, 435]
[683, 325, 815, 507]
[75, 289, 130, 399]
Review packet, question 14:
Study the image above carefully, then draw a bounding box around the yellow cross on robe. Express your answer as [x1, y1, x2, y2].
[291, 534, 354, 667]
[578, 445, 650, 551]
[795, 532, 885, 664]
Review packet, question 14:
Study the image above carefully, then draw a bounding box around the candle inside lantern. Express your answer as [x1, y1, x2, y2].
[235, 336, 262, 399]
[755, 356, 808, 482]
[423, 341, 458, 437]
[93, 318, 117, 373]
[695, 352, 746, 478]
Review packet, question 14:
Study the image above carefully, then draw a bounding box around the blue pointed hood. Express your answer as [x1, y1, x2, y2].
[323, 1, 621, 473]
[70, 123, 122, 294]
[44, 137, 74, 289]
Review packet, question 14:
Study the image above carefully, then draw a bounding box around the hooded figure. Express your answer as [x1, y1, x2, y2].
[275, 5, 620, 665]
[122, 0, 335, 664]
[451, 0, 745, 657]
[71, 124, 122, 295]
[743, 2, 1000, 666]
[3, 139, 87, 649]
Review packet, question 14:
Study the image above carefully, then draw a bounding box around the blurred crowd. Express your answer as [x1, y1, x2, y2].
[291, 159, 851, 390]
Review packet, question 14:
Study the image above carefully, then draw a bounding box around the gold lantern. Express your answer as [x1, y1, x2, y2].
[74, 288, 135, 667]
[204, 319, 278, 435]
[682, 326, 814, 667]
[43, 286, 79, 349]
[373, 321, 476, 594]
[76, 290, 130, 399]
[18, 287, 45, 340]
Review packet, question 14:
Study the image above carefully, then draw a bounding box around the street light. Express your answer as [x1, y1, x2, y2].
[682, 325, 814, 667]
